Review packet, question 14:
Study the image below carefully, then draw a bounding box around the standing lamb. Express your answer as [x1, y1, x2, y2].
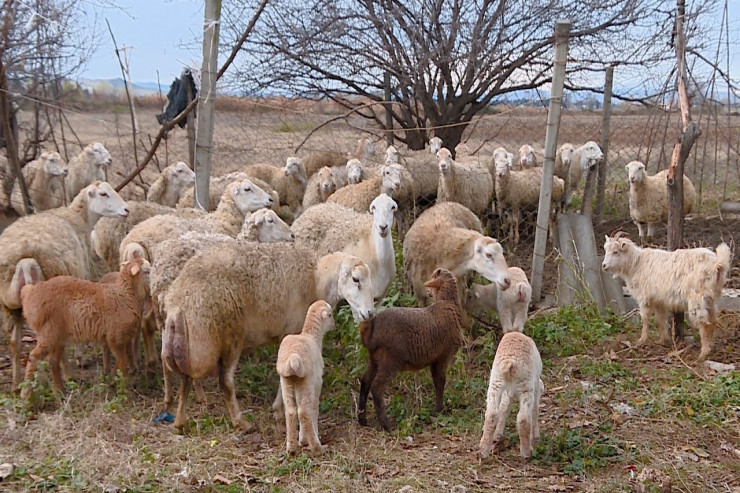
[466, 267, 532, 333]
[403, 201, 511, 306]
[357, 268, 464, 431]
[161, 243, 376, 430]
[276, 300, 335, 455]
[65, 143, 114, 203]
[20, 258, 151, 397]
[436, 147, 493, 216]
[479, 331, 543, 459]
[8, 151, 68, 215]
[146, 162, 196, 207]
[0, 181, 129, 387]
[292, 194, 398, 300]
[625, 161, 696, 244]
[601, 233, 731, 361]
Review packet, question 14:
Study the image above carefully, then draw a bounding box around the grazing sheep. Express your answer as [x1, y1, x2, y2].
[403, 201, 511, 306]
[161, 243, 376, 430]
[357, 268, 464, 430]
[120, 179, 273, 264]
[303, 137, 375, 178]
[302, 166, 339, 210]
[466, 268, 531, 333]
[244, 157, 307, 215]
[625, 161, 696, 243]
[8, 151, 68, 215]
[479, 331, 543, 459]
[65, 143, 113, 203]
[493, 158, 565, 246]
[292, 194, 398, 300]
[276, 300, 334, 455]
[146, 162, 196, 207]
[517, 144, 537, 169]
[436, 147, 493, 216]
[20, 258, 150, 396]
[0, 181, 129, 387]
[601, 233, 731, 361]
[326, 163, 406, 213]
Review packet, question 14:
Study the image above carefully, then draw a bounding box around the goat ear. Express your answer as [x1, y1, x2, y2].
[130, 262, 140, 276]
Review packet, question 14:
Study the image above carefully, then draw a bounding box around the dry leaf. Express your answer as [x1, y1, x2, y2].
[213, 475, 231, 485]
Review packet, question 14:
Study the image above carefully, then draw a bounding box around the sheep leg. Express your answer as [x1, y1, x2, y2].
[281, 378, 299, 456]
[637, 304, 653, 346]
[111, 343, 130, 378]
[635, 222, 646, 244]
[697, 322, 715, 362]
[533, 379, 543, 443]
[162, 358, 174, 408]
[5, 306, 24, 389]
[174, 374, 192, 431]
[358, 360, 378, 426]
[646, 222, 656, 244]
[517, 391, 535, 459]
[48, 345, 66, 396]
[370, 368, 396, 431]
[219, 350, 249, 430]
[22, 342, 49, 398]
[298, 379, 323, 455]
[272, 382, 287, 432]
[655, 309, 671, 347]
[492, 393, 513, 451]
[102, 344, 111, 375]
[430, 360, 448, 415]
[193, 380, 207, 404]
[479, 381, 504, 459]
[142, 309, 158, 371]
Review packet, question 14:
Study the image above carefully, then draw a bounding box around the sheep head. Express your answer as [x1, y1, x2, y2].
[317, 166, 337, 198]
[423, 268, 459, 303]
[168, 161, 195, 186]
[304, 300, 335, 337]
[601, 234, 636, 274]
[41, 151, 68, 177]
[518, 144, 536, 168]
[284, 156, 304, 177]
[380, 163, 403, 195]
[494, 152, 512, 179]
[369, 193, 397, 239]
[558, 143, 575, 168]
[579, 141, 604, 171]
[468, 236, 511, 290]
[346, 158, 363, 184]
[429, 136, 443, 154]
[436, 147, 453, 174]
[334, 254, 375, 322]
[384, 145, 399, 164]
[229, 179, 274, 213]
[122, 257, 151, 301]
[625, 161, 646, 185]
[248, 208, 295, 243]
[492, 147, 509, 165]
[87, 181, 129, 218]
[87, 142, 113, 168]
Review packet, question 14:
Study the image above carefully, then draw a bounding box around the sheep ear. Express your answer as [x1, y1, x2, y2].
[87, 187, 98, 199]
[130, 262, 140, 276]
[604, 235, 610, 243]
[321, 308, 331, 320]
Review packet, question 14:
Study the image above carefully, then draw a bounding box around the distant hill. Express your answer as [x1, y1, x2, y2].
[77, 78, 165, 96]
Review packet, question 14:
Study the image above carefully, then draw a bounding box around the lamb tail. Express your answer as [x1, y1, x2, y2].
[284, 353, 305, 379]
[500, 360, 516, 380]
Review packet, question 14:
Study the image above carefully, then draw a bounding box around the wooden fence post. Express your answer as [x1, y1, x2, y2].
[594, 66, 613, 223]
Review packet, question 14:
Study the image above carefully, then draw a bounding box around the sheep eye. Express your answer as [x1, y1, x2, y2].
[352, 276, 360, 284]
[267, 219, 274, 223]
[486, 252, 493, 259]
[244, 187, 252, 192]
[100, 192, 109, 197]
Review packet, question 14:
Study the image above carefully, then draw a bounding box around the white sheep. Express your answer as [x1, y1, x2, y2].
[487, 147, 514, 179]
[466, 267, 531, 333]
[557, 141, 604, 208]
[161, 244, 376, 430]
[429, 136, 443, 154]
[9, 151, 68, 215]
[518, 144, 537, 169]
[292, 194, 398, 300]
[436, 147, 493, 216]
[625, 161, 696, 244]
[326, 163, 407, 213]
[20, 258, 151, 397]
[65, 143, 113, 203]
[403, 201, 511, 306]
[303, 137, 375, 178]
[385, 145, 438, 201]
[0, 181, 129, 387]
[177, 172, 280, 212]
[146, 161, 195, 207]
[479, 331, 543, 459]
[602, 233, 731, 361]
[276, 300, 334, 455]
[244, 157, 307, 215]
[302, 166, 339, 210]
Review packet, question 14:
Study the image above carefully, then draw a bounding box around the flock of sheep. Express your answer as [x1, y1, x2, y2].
[0, 133, 732, 460]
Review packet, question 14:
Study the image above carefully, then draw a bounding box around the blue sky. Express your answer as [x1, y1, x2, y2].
[84, 1, 739, 92]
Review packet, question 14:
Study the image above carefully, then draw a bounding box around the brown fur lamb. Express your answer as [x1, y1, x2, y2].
[276, 300, 335, 455]
[358, 268, 464, 431]
[20, 258, 150, 396]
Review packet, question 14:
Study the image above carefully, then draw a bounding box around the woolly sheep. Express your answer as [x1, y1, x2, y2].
[161, 244, 376, 430]
[146, 161, 195, 207]
[625, 161, 696, 243]
[479, 331, 543, 459]
[176, 172, 280, 211]
[65, 143, 113, 203]
[303, 137, 375, 178]
[244, 157, 307, 215]
[326, 163, 406, 213]
[385, 145, 438, 200]
[276, 300, 334, 455]
[292, 194, 398, 300]
[488, 146, 514, 179]
[0, 182, 129, 387]
[302, 166, 339, 210]
[403, 202, 511, 306]
[436, 147, 493, 216]
[9, 151, 68, 215]
[557, 142, 604, 208]
[602, 233, 731, 361]
[518, 144, 537, 169]
[466, 267, 531, 333]
[358, 268, 464, 430]
[20, 258, 150, 397]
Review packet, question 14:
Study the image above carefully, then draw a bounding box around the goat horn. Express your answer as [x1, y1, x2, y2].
[613, 231, 629, 240]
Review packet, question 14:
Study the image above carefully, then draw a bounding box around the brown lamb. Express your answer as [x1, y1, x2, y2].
[358, 268, 464, 430]
[20, 258, 151, 396]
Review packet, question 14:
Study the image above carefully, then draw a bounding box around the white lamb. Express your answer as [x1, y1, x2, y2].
[65, 143, 113, 203]
[602, 233, 731, 361]
[625, 161, 696, 244]
[276, 300, 334, 456]
[466, 267, 532, 333]
[146, 162, 195, 207]
[479, 331, 543, 459]
[436, 147, 493, 216]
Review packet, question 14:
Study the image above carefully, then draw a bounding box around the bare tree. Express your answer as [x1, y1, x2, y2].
[235, 0, 711, 152]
